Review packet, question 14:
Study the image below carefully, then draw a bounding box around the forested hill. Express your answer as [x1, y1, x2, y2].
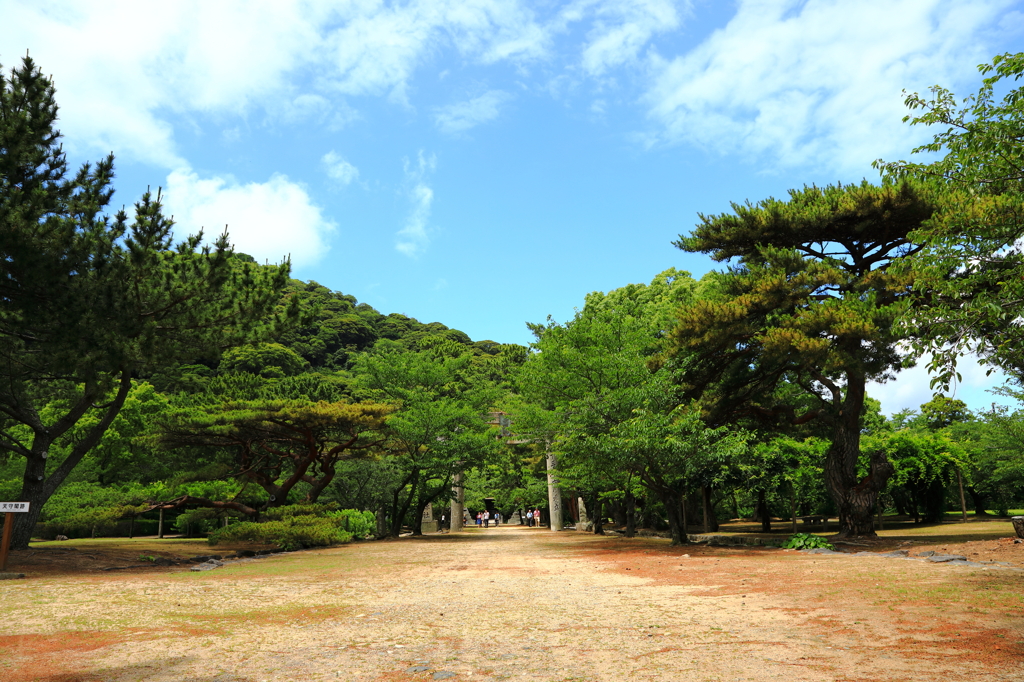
[146, 273, 509, 393]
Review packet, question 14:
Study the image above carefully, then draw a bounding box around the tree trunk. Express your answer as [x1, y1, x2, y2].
[592, 497, 604, 535]
[701, 486, 718, 533]
[967, 487, 988, 515]
[680, 494, 688, 537]
[822, 379, 893, 538]
[546, 449, 563, 531]
[625, 491, 636, 538]
[757, 489, 771, 533]
[662, 490, 686, 546]
[390, 469, 419, 537]
[789, 484, 797, 533]
[957, 470, 967, 523]
[10, 373, 134, 550]
[613, 500, 626, 528]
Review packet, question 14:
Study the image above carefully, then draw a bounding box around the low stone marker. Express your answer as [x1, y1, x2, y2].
[1012, 516, 1024, 539]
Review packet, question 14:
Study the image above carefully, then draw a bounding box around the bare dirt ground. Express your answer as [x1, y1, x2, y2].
[1, 525, 1022, 682]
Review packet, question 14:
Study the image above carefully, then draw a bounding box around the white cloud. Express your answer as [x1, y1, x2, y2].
[163, 169, 335, 270]
[396, 152, 437, 257]
[321, 151, 360, 185]
[642, 0, 1016, 172]
[578, 0, 686, 76]
[868, 353, 1009, 416]
[434, 90, 512, 133]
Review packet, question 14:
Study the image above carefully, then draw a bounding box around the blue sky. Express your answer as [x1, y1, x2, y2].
[3, 0, 1023, 414]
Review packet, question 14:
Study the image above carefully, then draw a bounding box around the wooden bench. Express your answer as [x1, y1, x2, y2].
[796, 515, 830, 531]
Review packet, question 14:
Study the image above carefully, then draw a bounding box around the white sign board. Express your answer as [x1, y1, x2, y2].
[0, 502, 30, 513]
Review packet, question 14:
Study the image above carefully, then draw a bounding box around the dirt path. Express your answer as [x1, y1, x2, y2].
[1, 526, 1022, 681]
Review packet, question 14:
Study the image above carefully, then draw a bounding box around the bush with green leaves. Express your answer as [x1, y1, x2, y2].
[327, 508, 376, 538]
[782, 533, 835, 550]
[205, 503, 370, 548]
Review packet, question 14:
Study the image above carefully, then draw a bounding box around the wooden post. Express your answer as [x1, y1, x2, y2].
[158, 508, 164, 539]
[0, 512, 13, 572]
[957, 470, 968, 523]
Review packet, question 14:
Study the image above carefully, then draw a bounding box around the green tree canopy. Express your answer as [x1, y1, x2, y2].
[0, 57, 291, 547]
[666, 180, 942, 537]
[876, 52, 1024, 386]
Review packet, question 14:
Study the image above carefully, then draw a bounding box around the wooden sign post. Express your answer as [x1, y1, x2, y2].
[0, 502, 31, 572]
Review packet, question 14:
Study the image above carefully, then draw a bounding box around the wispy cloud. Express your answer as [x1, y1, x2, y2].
[321, 151, 360, 185]
[396, 151, 437, 257]
[0, 0, 699, 168]
[164, 168, 335, 270]
[642, 0, 1016, 172]
[578, 0, 687, 77]
[434, 90, 512, 133]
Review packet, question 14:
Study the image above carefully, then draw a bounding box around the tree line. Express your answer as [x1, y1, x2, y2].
[1, 52, 1023, 550]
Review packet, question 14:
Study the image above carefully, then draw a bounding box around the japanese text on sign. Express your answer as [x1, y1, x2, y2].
[0, 502, 30, 512]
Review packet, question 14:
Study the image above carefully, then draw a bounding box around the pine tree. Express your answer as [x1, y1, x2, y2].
[0, 56, 291, 549]
[666, 180, 941, 537]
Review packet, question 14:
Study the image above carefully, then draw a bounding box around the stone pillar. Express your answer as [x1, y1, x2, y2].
[1012, 516, 1024, 539]
[450, 471, 465, 532]
[546, 449, 563, 531]
[576, 497, 590, 531]
[421, 503, 438, 533]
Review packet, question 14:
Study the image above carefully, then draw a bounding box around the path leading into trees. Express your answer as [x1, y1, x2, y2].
[1, 525, 1021, 681]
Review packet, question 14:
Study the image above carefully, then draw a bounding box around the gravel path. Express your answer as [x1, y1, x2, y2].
[2, 525, 1021, 681]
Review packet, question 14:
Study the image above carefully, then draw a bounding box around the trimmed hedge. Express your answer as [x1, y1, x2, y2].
[206, 506, 373, 550]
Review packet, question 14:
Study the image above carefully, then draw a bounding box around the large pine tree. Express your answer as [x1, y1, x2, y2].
[666, 180, 940, 537]
[0, 56, 290, 549]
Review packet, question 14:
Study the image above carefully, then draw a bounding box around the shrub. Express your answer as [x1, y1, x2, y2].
[207, 513, 355, 551]
[782, 533, 835, 550]
[328, 509, 376, 538]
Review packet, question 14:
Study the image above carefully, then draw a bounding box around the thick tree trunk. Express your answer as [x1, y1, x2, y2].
[701, 486, 718, 533]
[11, 373, 134, 550]
[757, 489, 771, 533]
[823, 385, 893, 537]
[967, 487, 988, 515]
[592, 497, 604, 535]
[613, 501, 626, 527]
[390, 469, 419, 537]
[450, 471, 465, 532]
[625, 491, 636, 538]
[662, 490, 686, 546]
[546, 449, 563, 531]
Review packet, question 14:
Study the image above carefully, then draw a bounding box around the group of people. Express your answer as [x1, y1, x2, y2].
[468, 508, 544, 528]
[475, 510, 501, 528]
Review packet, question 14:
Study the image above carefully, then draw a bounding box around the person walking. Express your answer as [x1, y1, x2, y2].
[476, 511, 482, 527]
[483, 510, 490, 528]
